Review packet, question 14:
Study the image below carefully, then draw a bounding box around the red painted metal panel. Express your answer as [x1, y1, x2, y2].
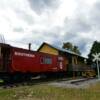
[11, 48, 39, 72]
[10, 47, 67, 73]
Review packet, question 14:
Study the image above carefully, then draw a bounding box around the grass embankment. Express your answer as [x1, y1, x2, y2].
[0, 82, 100, 100]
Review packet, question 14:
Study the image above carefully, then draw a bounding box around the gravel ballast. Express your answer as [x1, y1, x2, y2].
[48, 78, 100, 89]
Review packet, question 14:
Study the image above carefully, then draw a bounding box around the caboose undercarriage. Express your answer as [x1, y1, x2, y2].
[0, 71, 68, 84]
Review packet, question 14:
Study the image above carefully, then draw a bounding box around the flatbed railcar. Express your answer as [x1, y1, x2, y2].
[0, 43, 67, 82]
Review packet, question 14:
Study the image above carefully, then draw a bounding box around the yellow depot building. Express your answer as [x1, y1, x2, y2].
[37, 42, 86, 65]
[37, 42, 89, 77]
[37, 42, 59, 55]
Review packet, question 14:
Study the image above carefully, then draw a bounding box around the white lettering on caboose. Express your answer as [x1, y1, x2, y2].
[14, 51, 35, 58]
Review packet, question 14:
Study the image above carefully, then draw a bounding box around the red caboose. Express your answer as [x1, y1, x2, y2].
[11, 47, 67, 73]
[0, 43, 67, 81]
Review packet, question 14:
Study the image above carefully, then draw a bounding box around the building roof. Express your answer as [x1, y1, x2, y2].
[37, 42, 86, 58]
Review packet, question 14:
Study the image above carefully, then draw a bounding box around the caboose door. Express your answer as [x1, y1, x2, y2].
[58, 57, 63, 70]
[0, 46, 11, 72]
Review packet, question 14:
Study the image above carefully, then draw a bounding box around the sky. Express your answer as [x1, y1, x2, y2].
[0, 0, 100, 57]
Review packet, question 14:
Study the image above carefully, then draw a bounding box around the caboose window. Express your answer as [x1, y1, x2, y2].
[40, 57, 52, 64]
[44, 57, 52, 64]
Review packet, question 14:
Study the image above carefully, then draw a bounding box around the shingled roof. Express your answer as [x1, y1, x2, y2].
[37, 42, 85, 58]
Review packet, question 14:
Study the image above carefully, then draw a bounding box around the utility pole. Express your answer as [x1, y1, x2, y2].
[96, 59, 100, 79]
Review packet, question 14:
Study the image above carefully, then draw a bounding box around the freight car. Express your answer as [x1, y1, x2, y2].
[0, 43, 67, 82]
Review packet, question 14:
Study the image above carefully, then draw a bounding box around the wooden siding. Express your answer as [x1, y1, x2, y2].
[72, 56, 78, 65]
[38, 44, 59, 55]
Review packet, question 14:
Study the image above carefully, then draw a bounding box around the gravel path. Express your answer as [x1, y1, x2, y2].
[48, 78, 100, 89]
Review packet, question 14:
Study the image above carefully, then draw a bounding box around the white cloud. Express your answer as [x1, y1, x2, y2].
[0, 0, 100, 57]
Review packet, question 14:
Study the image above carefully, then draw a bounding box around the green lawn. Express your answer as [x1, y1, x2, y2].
[0, 82, 100, 100]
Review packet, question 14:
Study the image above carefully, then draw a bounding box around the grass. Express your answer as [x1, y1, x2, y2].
[0, 82, 100, 100]
[0, 79, 3, 83]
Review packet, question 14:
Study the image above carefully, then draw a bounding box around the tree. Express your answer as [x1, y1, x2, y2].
[73, 46, 81, 55]
[88, 41, 100, 64]
[62, 42, 73, 51]
[62, 42, 81, 55]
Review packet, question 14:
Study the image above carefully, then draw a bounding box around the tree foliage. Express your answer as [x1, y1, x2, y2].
[62, 42, 81, 55]
[63, 42, 73, 51]
[88, 41, 100, 63]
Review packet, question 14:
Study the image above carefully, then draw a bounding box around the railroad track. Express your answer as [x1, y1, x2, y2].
[0, 77, 97, 88]
[0, 77, 67, 88]
[70, 77, 96, 85]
